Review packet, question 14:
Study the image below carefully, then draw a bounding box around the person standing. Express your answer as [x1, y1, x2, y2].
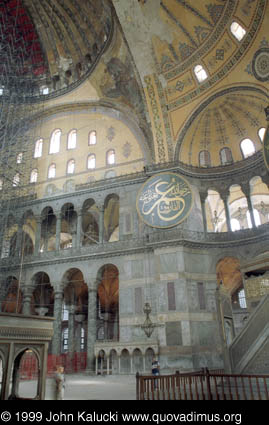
[151, 357, 160, 389]
[55, 366, 65, 400]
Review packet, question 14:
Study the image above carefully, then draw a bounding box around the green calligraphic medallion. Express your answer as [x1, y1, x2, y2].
[136, 172, 193, 228]
[263, 125, 269, 170]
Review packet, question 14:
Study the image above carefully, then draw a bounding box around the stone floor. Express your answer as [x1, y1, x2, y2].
[19, 374, 137, 400]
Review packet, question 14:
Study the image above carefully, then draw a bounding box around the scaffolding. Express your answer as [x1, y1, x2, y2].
[0, 0, 46, 309]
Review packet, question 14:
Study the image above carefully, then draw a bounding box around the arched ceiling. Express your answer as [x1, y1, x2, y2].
[111, 0, 269, 168]
[177, 88, 268, 167]
[0, 0, 113, 99]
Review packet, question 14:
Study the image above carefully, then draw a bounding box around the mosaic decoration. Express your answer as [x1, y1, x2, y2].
[122, 142, 132, 158]
[136, 172, 193, 228]
[252, 48, 269, 82]
[107, 126, 116, 142]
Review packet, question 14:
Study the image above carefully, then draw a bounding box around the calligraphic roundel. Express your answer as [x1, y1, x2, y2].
[136, 172, 193, 228]
[263, 125, 269, 171]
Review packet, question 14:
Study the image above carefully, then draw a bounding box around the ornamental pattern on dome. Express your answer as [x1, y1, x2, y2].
[0, 0, 113, 100]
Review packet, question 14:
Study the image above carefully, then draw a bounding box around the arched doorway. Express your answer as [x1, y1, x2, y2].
[31, 272, 54, 317]
[97, 264, 119, 341]
[9, 348, 39, 399]
[63, 269, 88, 357]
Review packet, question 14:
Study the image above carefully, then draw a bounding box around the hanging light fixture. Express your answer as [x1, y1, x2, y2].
[141, 302, 155, 338]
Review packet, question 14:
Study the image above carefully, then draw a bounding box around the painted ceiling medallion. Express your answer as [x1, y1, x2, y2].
[252, 48, 269, 81]
[136, 172, 193, 228]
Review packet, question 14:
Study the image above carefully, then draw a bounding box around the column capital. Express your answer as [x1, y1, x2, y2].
[219, 189, 230, 202]
[240, 182, 251, 197]
[199, 191, 208, 203]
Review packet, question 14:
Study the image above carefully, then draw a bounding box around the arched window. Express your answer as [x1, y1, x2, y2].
[247, 209, 261, 228]
[34, 138, 43, 158]
[220, 147, 233, 165]
[89, 130, 97, 145]
[258, 127, 266, 142]
[16, 152, 23, 164]
[240, 138, 255, 158]
[199, 150, 211, 167]
[231, 218, 240, 231]
[67, 159, 75, 174]
[238, 288, 247, 308]
[194, 64, 208, 83]
[0, 179, 3, 190]
[49, 129, 61, 154]
[13, 173, 20, 187]
[30, 169, 38, 183]
[48, 163, 56, 179]
[67, 130, 77, 149]
[87, 154, 96, 169]
[230, 21, 246, 41]
[107, 149, 115, 165]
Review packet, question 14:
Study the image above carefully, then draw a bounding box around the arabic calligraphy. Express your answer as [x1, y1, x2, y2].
[137, 173, 193, 228]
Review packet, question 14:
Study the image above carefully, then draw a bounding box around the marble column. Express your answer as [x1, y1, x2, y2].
[76, 209, 83, 249]
[22, 285, 34, 315]
[15, 220, 23, 257]
[199, 192, 208, 233]
[34, 216, 42, 255]
[241, 183, 256, 228]
[98, 206, 104, 244]
[51, 290, 64, 355]
[220, 190, 232, 232]
[55, 212, 62, 251]
[87, 288, 97, 374]
[68, 304, 76, 355]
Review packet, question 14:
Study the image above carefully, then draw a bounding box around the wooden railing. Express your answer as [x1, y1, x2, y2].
[136, 368, 269, 400]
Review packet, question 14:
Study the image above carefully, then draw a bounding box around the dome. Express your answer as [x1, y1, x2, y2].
[0, 0, 113, 100]
[176, 87, 268, 167]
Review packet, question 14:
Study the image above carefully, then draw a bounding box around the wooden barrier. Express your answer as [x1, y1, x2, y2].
[136, 368, 269, 400]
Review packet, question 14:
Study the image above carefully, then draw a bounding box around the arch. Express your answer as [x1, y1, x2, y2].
[240, 138, 255, 158]
[34, 138, 43, 158]
[230, 21, 246, 41]
[96, 264, 119, 341]
[194, 64, 208, 83]
[67, 129, 77, 149]
[40, 207, 56, 251]
[199, 150, 211, 167]
[88, 130, 97, 146]
[121, 349, 131, 374]
[30, 169, 38, 183]
[258, 127, 266, 142]
[10, 348, 39, 399]
[109, 349, 118, 374]
[174, 86, 268, 161]
[106, 149, 115, 165]
[82, 199, 99, 245]
[87, 153, 96, 170]
[133, 349, 143, 374]
[0, 276, 22, 314]
[12, 173, 20, 187]
[31, 272, 54, 316]
[216, 257, 243, 294]
[49, 129, 61, 154]
[67, 159, 75, 175]
[16, 152, 23, 164]
[48, 163, 56, 179]
[104, 194, 119, 242]
[60, 203, 77, 249]
[220, 147, 233, 165]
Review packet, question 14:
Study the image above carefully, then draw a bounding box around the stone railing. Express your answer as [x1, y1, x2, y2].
[1, 223, 269, 269]
[229, 294, 269, 373]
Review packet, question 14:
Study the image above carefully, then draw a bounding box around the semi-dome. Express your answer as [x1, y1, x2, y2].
[0, 0, 113, 100]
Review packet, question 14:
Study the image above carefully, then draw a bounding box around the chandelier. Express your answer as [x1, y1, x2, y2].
[141, 302, 155, 338]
